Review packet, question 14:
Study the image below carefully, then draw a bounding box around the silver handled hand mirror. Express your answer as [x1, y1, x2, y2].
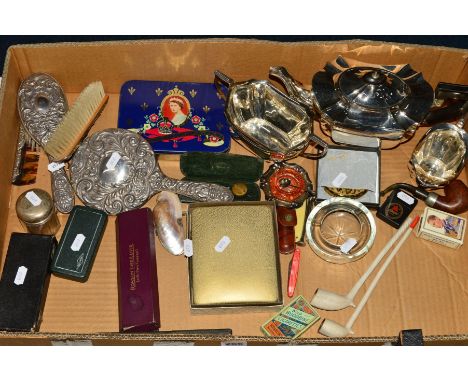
[17, 73, 75, 213]
[70, 129, 234, 214]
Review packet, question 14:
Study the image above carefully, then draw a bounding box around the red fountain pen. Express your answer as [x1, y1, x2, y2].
[287, 248, 301, 297]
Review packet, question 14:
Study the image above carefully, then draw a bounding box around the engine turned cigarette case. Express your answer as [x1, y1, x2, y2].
[0, 233, 56, 332]
[116, 208, 161, 332]
[188, 202, 282, 308]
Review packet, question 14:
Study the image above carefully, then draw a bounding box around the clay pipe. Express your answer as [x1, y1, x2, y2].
[311, 216, 413, 311]
[319, 216, 420, 338]
[381, 180, 468, 215]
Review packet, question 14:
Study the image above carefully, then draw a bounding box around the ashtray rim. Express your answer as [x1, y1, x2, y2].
[306, 197, 376, 264]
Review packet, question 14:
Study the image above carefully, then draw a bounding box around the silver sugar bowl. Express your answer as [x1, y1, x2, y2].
[410, 83, 468, 188]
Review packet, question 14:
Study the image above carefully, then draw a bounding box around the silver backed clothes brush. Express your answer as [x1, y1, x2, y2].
[17, 73, 75, 214]
[43, 81, 108, 161]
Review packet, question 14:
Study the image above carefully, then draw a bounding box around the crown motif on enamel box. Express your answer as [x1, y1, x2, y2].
[167, 86, 185, 97]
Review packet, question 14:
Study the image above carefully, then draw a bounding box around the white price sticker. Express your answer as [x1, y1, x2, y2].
[106, 152, 121, 170]
[51, 340, 93, 346]
[221, 341, 247, 346]
[340, 238, 357, 254]
[47, 162, 65, 173]
[184, 239, 193, 257]
[397, 191, 415, 205]
[71, 234, 86, 252]
[25, 191, 42, 207]
[332, 172, 347, 187]
[14, 266, 28, 286]
[215, 236, 231, 253]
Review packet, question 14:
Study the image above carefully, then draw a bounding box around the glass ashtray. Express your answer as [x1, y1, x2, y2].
[306, 197, 376, 264]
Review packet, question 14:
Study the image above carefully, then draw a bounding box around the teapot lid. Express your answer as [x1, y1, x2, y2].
[338, 67, 409, 109]
[313, 56, 434, 140]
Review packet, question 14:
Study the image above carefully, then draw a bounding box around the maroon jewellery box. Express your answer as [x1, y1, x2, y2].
[115, 208, 160, 332]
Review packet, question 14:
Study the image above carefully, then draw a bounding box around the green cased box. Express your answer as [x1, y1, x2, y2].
[50, 206, 108, 282]
[179, 152, 264, 202]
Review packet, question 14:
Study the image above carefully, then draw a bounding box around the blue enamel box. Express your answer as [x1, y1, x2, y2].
[118, 80, 231, 154]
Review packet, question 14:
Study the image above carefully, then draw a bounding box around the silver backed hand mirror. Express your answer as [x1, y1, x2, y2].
[70, 129, 234, 214]
[17, 73, 75, 213]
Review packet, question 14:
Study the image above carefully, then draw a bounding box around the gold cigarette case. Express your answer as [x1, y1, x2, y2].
[188, 202, 282, 308]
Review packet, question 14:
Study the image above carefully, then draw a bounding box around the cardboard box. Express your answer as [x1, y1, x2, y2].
[417, 207, 466, 249]
[0, 39, 468, 345]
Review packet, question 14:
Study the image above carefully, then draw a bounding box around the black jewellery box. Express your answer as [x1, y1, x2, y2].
[0, 233, 56, 332]
[316, 145, 381, 208]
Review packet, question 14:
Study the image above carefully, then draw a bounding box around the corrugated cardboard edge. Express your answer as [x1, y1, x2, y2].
[1, 331, 468, 345]
[5, 37, 468, 54]
[0, 47, 15, 257]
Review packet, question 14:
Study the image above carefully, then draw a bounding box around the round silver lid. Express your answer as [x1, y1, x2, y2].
[313, 56, 434, 140]
[338, 67, 409, 109]
[16, 188, 54, 224]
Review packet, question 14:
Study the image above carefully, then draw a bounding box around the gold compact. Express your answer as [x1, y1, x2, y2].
[16, 188, 61, 235]
[188, 202, 282, 308]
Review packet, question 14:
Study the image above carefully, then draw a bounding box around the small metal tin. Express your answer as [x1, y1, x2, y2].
[231, 183, 248, 197]
[16, 188, 60, 235]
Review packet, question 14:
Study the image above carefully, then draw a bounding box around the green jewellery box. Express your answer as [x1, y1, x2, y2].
[50, 206, 108, 282]
[179, 152, 264, 202]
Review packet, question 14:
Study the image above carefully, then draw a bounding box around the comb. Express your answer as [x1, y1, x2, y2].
[44, 81, 108, 161]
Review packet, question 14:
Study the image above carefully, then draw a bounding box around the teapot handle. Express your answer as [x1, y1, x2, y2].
[214, 70, 234, 101]
[300, 134, 328, 160]
[269, 66, 315, 111]
[425, 82, 468, 125]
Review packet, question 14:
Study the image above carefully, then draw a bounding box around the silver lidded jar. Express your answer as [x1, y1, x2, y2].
[16, 188, 61, 235]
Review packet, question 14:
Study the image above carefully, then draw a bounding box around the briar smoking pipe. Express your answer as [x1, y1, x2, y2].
[381, 180, 468, 215]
